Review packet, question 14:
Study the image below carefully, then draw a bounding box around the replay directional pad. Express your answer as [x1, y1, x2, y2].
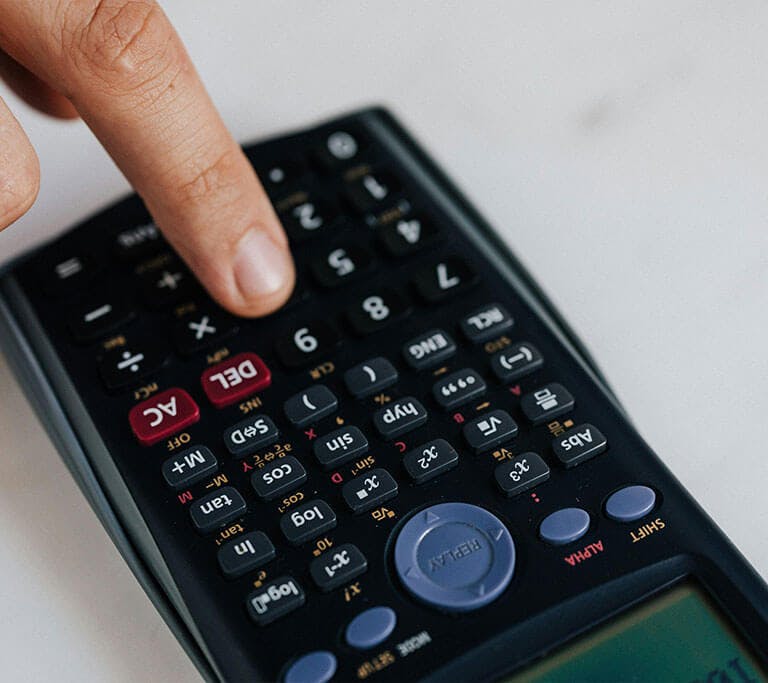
[393, 502, 515, 612]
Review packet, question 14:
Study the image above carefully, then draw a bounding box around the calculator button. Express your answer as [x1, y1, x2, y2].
[463, 410, 518, 453]
[403, 439, 459, 484]
[315, 129, 362, 166]
[201, 352, 271, 408]
[309, 543, 368, 592]
[539, 508, 590, 546]
[342, 469, 398, 514]
[67, 295, 135, 343]
[313, 426, 369, 469]
[99, 344, 168, 390]
[393, 502, 515, 612]
[189, 486, 247, 533]
[605, 485, 656, 523]
[345, 606, 397, 650]
[402, 329, 456, 370]
[347, 289, 410, 335]
[378, 216, 439, 256]
[161, 445, 218, 489]
[284, 386, 338, 427]
[432, 368, 486, 410]
[373, 397, 428, 440]
[490, 343, 543, 382]
[494, 452, 550, 497]
[251, 456, 307, 500]
[275, 321, 340, 368]
[344, 357, 398, 398]
[460, 303, 513, 343]
[139, 266, 196, 309]
[41, 253, 99, 295]
[128, 388, 199, 446]
[346, 170, 400, 213]
[552, 423, 608, 468]
[247, 577, 305, 625]
[114, 223, 163, 261]
[218, 531, 275, 578]
[309, 244, 374, 288]
[172, 309, 239, 356]
[223, 415, 280, 457]
[520, 383, 575, 425]
[280, 500, 337, 545]
[255, 158, 308, 191]
[412, 257, 477, 303]
[283, 651, 337, 683]
[280, 199, 337, 242]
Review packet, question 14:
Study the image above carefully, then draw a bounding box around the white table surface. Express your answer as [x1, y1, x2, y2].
[1, 2, 767, 680]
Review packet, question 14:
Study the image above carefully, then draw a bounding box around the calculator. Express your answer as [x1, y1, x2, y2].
[1, 107, 766, 683]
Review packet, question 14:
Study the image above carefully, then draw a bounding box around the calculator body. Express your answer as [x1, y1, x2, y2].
[1, 107, 766, 682]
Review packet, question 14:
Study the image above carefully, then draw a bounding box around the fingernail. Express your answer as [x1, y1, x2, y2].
[233, 229, 292, 299]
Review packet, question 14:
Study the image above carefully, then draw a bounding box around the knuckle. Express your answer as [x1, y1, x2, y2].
[0, 155, 40, 229]
[174, 149, 243, 205]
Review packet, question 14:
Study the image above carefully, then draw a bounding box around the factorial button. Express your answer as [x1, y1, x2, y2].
[173, 309, 239, 356]
[201, 352, 271, 408]
[218, 531, 275, 578]
[394, 502, 515, 612]
[403, 439, 459, 484]
[284, 386, 338, 428]
[552, 423, 608, 468]
[432, 368, 486, 410]
[161, 445, 218, 489]
[247, 577, 305, 626]
[129, 388, 199, 447]
[490, 342, 543, 383]
[67, 294, 135, 343]
[463, 409, 518, 453]
[460, 303, 513, 343]
[347, 288, 411, 335]
[378, 215, 439, 256]
[346, 170, 400, 213]
[605, 485, 656, 523]
[283, 651, 337, 683]
[342, 469, 398, 514]
[275, 321, 340, 368]
[402, 329, 456, 370]
[313, 426, 369, 469]
[309, 543, 368, 592]
[373, 397, 428, 440]
[223, 415, 280, 457]
[114, 223, 164, 261]
[539, 507, 591, 546]
[520, 383, 574, 425]
[310, 243, 374, 288]
[189, 487, 247, 533]
[345, 606, 397, 650]
[251, 456, 307, 501]
[344, 357, 398, 398]
[494, 452, 550, 497]
[280, 500, 337, 546]
[412, 257, 477, 303]
[99, 344, 168, 391]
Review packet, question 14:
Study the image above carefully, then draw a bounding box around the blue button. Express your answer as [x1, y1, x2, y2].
[539, 507, 590, 545]
[283, 651, 337, 683]
[605, 485, 656, 522]
[345, 606, 397, 649]
[394, 502, 515, 612]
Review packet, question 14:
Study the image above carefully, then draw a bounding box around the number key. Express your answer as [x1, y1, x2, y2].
[275, 320, 340, 368]
[413, 257, 477, 303]
[280, 198, 337, 242]
[310, 243, 374, 288]
[346, 288, 410, 335]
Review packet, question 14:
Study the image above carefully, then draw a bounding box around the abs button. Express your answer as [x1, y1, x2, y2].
[552, 423, 607, 468]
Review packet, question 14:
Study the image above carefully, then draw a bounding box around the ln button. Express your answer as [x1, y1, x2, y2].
[129, 388, 200, 446]
[201, 352, 271, 408]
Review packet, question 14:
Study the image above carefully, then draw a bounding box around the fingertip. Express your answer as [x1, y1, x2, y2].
[0, 99, 40, 229]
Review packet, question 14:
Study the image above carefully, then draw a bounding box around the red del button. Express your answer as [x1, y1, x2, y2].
[129, 388, 200, 446]
[201, 352, 271, 408]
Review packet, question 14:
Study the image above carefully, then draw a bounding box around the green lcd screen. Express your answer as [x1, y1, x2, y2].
[511, 583, 767, 683]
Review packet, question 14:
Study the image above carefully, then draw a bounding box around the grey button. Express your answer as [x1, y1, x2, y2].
[520, 383, 574, 425]
[189, 487, 247, 533]
[283, 651, 337, 683]
[313, 426, 368, 469]
[539, 507, 591, 545]
[162, 445, 218, 489]
[495, 452, 550, 497]
[223, 415, 279, 457]
[403, 439, 459, 484]
[552, 423, 607, 468]
[394, 502, 515, 612]
[432, 368, 486, 410]
[345, 606, 397, 650]
[344, 357, 398, 398]
[251, 456, 307, 500]
[218, 531, 275, 578]
[284, 386, 338, 427]
[605, 485, 656, 523]
[280, 500, 337, 545]
[373, 397, 428, 439]
[490, 342, 543, 382]
[342, 469, 398, 514]
[309, 543, 368, 591]
[463, 409, 518, 453]
[460, 303, 513, 343]
[247, 576, 305, 625]
[402, 329, 456, 369]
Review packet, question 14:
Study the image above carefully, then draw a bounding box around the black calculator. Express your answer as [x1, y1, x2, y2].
[1, 108, 767, 682]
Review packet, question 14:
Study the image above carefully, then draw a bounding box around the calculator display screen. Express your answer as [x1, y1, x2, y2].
[510, 583, 767, 682]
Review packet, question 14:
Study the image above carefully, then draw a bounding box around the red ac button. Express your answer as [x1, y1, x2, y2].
[201, 352, 271, 408]
[129, 388, 200, 446]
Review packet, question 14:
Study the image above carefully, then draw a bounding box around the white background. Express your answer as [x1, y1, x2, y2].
[1, 2, 766, 680]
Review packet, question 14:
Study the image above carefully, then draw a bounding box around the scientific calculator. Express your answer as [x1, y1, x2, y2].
[1, 108, 767, 682]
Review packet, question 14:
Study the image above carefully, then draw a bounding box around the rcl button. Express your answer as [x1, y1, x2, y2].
[201, 352, 271, 408]
[129, 388, 200, 446]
